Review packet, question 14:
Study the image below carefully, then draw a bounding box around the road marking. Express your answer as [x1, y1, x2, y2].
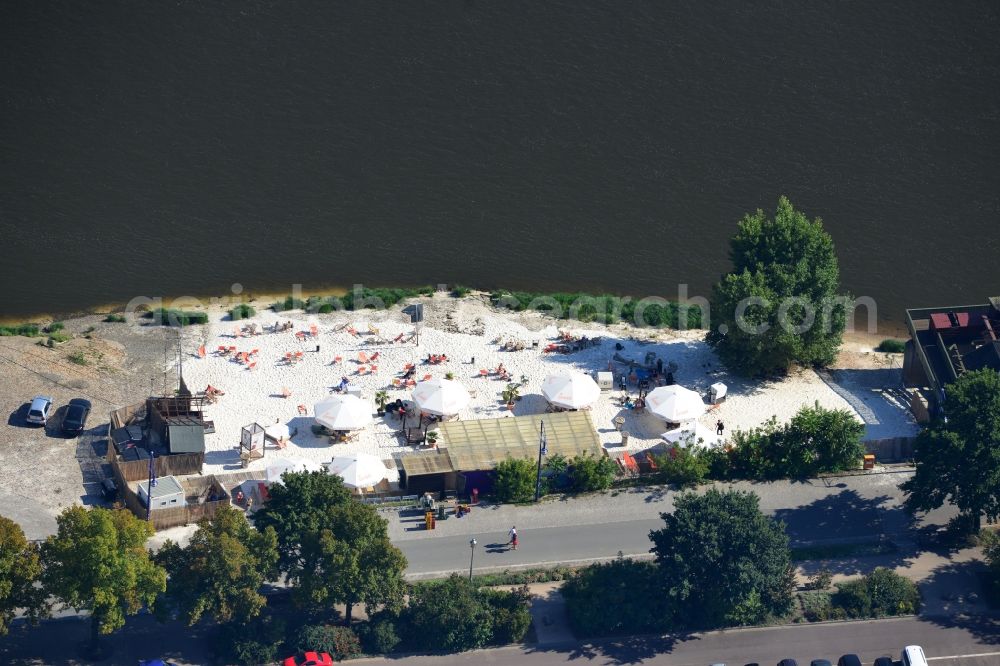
[928, 652, 1000, 661]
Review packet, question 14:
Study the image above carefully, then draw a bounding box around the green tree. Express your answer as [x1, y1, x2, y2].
[403, 574, 494, 652]
[784, 402, 865, 475]
[155, 505, 279, 626]
[255, 472, 406, 624]
[254, 470, 352, 571]
[41, 507, 167, 654]
[653, 442, 710, 488]
[706, 196, 847, 376]
[649, 489, 794, 628]
[562, 558, 670, 636]
[480, 585, 533, 644]
[296, 624, 362, 661]
[302, 501, 407, 624]
[568, 453, 617, 492]
[832, 567, 919, 618]
[902, 369, 1000, 533]
[494, 457, 537, 503]
[0, 515, 47, 634]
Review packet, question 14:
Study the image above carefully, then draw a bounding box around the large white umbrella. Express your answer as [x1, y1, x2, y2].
[265, 458, 324, 485]
[661, 422, 722, 449]
[541, 371, 600, 410]
[314, 395, 373, 431]
[646, 385, 705, 423]
[412, 378, 470, 416]
[327, 453, 388, 489]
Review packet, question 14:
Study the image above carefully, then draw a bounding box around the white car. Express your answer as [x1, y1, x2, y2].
[902, 646, 928, 666]
[26, 396, 53, 426]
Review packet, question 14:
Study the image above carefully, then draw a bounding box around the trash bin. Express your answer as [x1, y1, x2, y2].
[863, 454, 876, 470]
[425, 511, 435, 530]
[437, 505, 446, 520]
[621, 431, 630, 447]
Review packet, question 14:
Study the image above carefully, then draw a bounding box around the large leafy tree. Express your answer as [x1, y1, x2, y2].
[299, 501, 407, 624]
[0, 515, 47, 634]
[155, 504, 279, 625]
[402, 574, 495, 652]
[707, 196, 847, 376]
[649, 489, 794, 627]
[254, 471, 406, 624]
[902, 369, 1000, 532]
[41, 507, 167, 653]
[493, 457, 537, 503]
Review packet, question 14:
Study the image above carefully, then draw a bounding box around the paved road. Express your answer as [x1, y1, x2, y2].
[399, 518, 660, 577]
[349, 616, 1000, 666]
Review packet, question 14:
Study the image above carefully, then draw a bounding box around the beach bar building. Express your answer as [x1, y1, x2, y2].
[397, 411, 604, 496]
[904, 296, 1000, 416]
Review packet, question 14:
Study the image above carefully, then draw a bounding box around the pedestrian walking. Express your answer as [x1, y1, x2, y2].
[508, 526, 518, 550]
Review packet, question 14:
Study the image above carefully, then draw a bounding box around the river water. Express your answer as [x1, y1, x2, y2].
[2, 2, 998, 327]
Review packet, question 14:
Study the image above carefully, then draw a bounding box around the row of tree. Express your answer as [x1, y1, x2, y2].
[493, 452, 618, 503]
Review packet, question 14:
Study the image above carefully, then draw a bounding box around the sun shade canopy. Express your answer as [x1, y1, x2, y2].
[440, 411, 602, 471]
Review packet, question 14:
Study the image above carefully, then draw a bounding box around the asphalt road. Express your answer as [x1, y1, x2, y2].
[350, 616, 1000, 666]
[399, 518, 661, 577]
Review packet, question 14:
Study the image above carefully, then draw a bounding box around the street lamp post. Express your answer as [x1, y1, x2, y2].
[469, 538, 477, 581]
[534, 420, 548, 502]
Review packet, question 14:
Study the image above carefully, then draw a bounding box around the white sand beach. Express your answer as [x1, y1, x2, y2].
[178, 296, 918, 482]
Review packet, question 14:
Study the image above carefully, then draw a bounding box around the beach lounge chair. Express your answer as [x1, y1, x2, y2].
[357, 366, 368, 375]
[228, 346, 237, 353]
[247, 362, 257, 371]
[368, 323, 380, 336]
[295, 331, 307, 341]
[358, 352, 368, 364]
[346, 326, 358, 336]
[240, 352, 249, 364]
[217, 345, 228, 355]
[250, 348, 259, 356]
[369, 365, 378, 373]
[198, 345, 206, 358]
[479, 369, 489, 378]
[370, 351, 380, 362]
[280, 387, 291, 398]
[392, 332, 404, 343]
[392, 378, 402, 388]
[234, 327, 242, 338]
[422, 374, 432, 382]
[310, 324, 319, 336]
[297, 404, 308, 415]
[405, 379, 417, 388]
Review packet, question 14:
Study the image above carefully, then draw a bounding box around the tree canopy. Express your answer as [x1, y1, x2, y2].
[707, 196, 847, 376]
[155, 504, 279, 626]
[254, 471, 406, 623]
[649, 489, 794, 627]
[902, 368, 1000, 532]
[493, 457, 537, 503]
[41, 507, 166, 649]
[0, 515, 47, 635]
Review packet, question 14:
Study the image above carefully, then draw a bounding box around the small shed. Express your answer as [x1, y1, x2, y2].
[138, 475, 186, 509]
[398, 450, 457, 495]
[167, 423, 205, 454]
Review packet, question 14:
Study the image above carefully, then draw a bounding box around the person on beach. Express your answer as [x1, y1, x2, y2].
[716, 420, 725, 436]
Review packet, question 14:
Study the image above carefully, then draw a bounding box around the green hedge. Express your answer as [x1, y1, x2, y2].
[831, 567, 920, 618]
[0, 323, 41, 337]
[489, 290, 703, 329]
[229, 304, 257, 320]
[145, 308, 209, 327]
[271, 287, 435, 313]
[877, 339, 906, 353]
[562, 558, 670, 636]
[104, 313, 127, 323]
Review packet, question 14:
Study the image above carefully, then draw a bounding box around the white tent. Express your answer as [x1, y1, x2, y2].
[541, 372, 601, 410]
[314, 395, 373, 431]
[646, 385, 705, 423]
[327, 453, 389, 489]
[412, 378, 470, 416]
[265, 458, 324, 485]
[661, 422, 722, 449]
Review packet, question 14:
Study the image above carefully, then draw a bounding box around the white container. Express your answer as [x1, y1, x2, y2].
[596, 371, 614, 391]
[710, 382, 727, 404]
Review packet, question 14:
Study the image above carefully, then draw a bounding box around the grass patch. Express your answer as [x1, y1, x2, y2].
[790, 540, 897, 562]
[46, 331, 71, 344]
[230, 304, 256, 320]
[103, 313, 127, 323]
[411, 566, 580, 589]
[44, 321, 64, 333]
[877, 339, 906, 353]
[0, 323, 41, 337]
[144, 308, 209, 327]
[271, 287, 433, 313]
[451, 285, 472, 298]
[67, 351, 89, 366]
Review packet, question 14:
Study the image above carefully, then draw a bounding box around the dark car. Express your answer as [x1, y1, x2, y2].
[62, 398, 92, 436]
[838, 656, 862, 666]
[811, 661, 832, 666]
[778, 660, 798, 666]
[872, 658, 894, 666]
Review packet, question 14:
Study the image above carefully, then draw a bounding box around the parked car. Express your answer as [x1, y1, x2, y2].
[100, 477, 118, 502]
[26, 396, 52, 426]
[283, 652, 334, 666]
[872, 658, 894, 666]
[838, 656, 862, 666]
[811, 660, 833, 666]
[777, 660, 799, 666]
[61, 398, 92, 436]
[901, 646, 927, 666]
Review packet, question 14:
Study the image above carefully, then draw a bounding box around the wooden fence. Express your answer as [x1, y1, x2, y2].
[118, 475, 231, 531]
[865, 436, 916, 462]
[112, 452, 205, 482]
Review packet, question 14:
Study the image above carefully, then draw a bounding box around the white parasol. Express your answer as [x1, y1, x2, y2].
[645, 385, 705, 423]
[541, 371, 601, 410]
[412, 378, 470, 416]
[660, 422, 722, 449]
[314, 395, 373, 431]
[265, 458, 324, 485]
[327, 453, 389, 489]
